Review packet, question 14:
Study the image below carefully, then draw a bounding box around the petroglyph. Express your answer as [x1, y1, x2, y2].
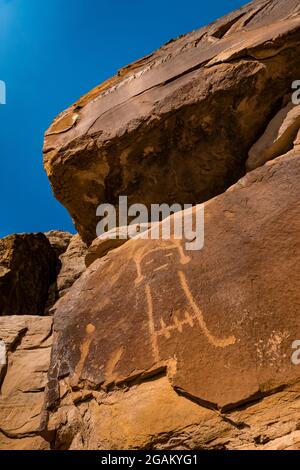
[158, 310, 195, 339]
[178, 271, 236, 348]
[134, 238, 190, 287]
[135, 239, 236, 362]
[105, 346, 125, 383]
[145, 285, 160, 363]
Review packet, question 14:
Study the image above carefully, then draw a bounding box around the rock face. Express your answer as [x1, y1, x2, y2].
[0, 316, 52, 450]
[43, 232, 87, 312]
[0, 231, 86, 316]
[47, 377, 300, 450]
[45, 149, 300, 449]
[85, 225, 149, 268]
[247, 103, 300, 170]
[0, 234, 57, 316]
[56, 234, 88, 299]
[44, 231, 73, 313]
[44, 0, 300, 245]
[1, 0, 299, 451]
[45, 230, 73, 258]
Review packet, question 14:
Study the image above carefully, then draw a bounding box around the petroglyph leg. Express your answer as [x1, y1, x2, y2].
[178, 271, 236, 348]
[145, 285, 160, 363]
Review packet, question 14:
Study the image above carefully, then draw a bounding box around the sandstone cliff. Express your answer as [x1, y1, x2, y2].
[1, 0, 300, 450]
[45, 149, 300, 449]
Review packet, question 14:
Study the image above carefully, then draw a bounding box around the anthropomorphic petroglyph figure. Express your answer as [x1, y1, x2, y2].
[133, 238, 236, 363]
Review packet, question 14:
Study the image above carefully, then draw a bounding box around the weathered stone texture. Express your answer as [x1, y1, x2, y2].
[45, 149, 300, 448]
[0, 316, 52, 450]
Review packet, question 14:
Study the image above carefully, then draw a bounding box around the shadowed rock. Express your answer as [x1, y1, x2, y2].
[247, 103, 300, 170]
[0, 234, 57, 316]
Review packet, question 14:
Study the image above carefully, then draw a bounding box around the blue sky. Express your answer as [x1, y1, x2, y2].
[0, 0, 247, 237]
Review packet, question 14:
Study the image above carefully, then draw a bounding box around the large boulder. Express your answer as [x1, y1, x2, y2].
[0, 234, 57, 316]
[44, 149, 300, 449]
[0, 316, 52, 450]
[43, 0, 300, 244]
